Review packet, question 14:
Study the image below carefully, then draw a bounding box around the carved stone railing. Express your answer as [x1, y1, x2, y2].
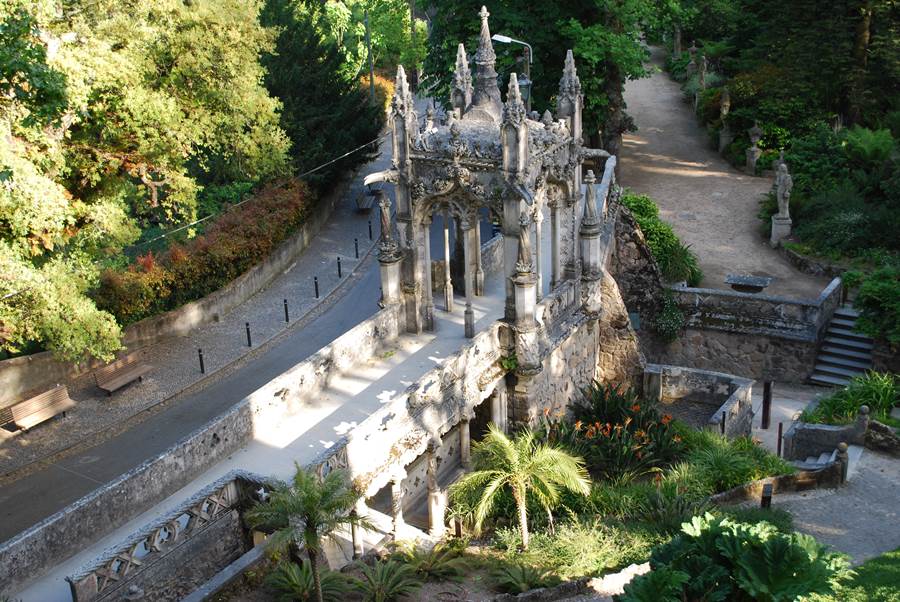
[66, 471, 267, 602]
[538, 279, 579, 332]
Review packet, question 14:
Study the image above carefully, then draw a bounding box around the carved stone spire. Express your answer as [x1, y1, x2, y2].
[502, 73, 527, 126]
[451, 43, 473, 115]
[391, 64, 413, 118]
[467, 6, 502, 123]
[580, 170, 602, 235]
[515, 211, 534, 275]
[558, 49, 581, 102]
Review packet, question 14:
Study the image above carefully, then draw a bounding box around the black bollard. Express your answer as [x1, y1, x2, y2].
[337, 257, 342, 278]
[354, 238, 359, 259]
[198, 348, 205, 374]
[762, 381, 773, 429]
[368, 220, 373, 240]
[720, 411, 726, 435]
[284, 299, 289, 323]
[314, 276, 319, 299]
[245, 322, 252, 347]
[761, 483, 773, 509]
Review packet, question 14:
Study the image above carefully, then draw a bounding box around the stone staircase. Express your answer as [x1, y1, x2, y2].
[810, 305, 874, 387]
[792, 444, 864, 479]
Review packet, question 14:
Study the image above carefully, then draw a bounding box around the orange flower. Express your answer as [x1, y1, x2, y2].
[661, 414, 672, 425]
[586, 426, 596, 439]
[623, 416, 633, 427]
[544, 407, 551, 417]
[574, 420, 583, 431]
[635, 429, 645, 438]
[631, 404, 641, 412]
[673, 435, 682, 443]
[654, 473, 663, 484]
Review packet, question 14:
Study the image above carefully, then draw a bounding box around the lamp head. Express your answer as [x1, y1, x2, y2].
[492, 34, 512, 44]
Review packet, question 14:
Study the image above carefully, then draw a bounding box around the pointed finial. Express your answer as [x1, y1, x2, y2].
[515, 210, 533, 275]
[541, 109, 554, 128]
[454, 43, 472, 87]
[581, 170, 601, 231]
[559, 49, 581, 99]
[391, 64, 411, 116]
[474, 6, 496, 66]
[503, 73, 526, 125]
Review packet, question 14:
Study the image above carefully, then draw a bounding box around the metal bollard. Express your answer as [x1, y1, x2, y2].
[283, 299, 289, 323]
[776, 422, 783, 457]
[245, 322, 252, 347]
[761, 483, 773, 508]
[368, 220, 373, 240]
[314, 276, 319, 299]
[720, 410, 726, 435]
[354, 238, 359, 259]
[198, 348, 205, 374]
[761, 381, 772, 429]
[337, 257, 342, 278]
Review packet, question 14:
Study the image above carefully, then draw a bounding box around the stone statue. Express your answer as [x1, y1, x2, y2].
[775, 163, 793, 219]
[746, 122, 763, 174]
[698, 55, 708, 89]
[515, 211, 533, 274]
[719, 87, 731, 119]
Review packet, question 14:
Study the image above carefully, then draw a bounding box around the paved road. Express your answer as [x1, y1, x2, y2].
[0, 261, 381, 543]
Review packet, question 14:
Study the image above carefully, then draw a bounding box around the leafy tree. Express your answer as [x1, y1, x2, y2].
[260, 0, 384, 193]
[423, 0, 650, 153]
[245, 466, 370, 602]
[450, 424, 590, 550]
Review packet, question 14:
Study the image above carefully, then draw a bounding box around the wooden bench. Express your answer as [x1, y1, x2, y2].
[94, 353, 152, 395]
[0, 385, 75, 431]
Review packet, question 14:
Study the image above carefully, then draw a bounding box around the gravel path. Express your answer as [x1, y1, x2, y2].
[619, 47, 829, 299]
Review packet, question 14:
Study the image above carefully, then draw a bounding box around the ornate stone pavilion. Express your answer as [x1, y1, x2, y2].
[365, 6, 612, 375]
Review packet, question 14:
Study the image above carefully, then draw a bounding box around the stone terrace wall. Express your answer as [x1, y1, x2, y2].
[0, 177, 354, 406]
[0, 304, 403, 595]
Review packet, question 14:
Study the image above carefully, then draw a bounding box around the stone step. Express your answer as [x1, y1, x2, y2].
[826, 327, 873, 343]
[834, 306, 861, 319]
[817, 354, 872, 371]
[814, 363, 867, 379]
[810, 373, 851, 387]
[818, 450, 836, 464]
[823, 336, 874, 351]
[830, 317, 857, 329]
[820, 345, 873, 361]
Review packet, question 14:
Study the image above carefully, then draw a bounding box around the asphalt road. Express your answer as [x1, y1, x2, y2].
[0, 262, 381, 543]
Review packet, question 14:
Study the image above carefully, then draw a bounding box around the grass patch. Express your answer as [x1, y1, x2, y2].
[809, 546, 900, 602]
[801, 371, 898, 425]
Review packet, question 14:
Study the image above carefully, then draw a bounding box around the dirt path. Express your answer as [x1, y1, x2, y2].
[619, 47, 829, 299]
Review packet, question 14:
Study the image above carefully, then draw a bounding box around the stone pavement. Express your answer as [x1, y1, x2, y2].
[619, 46, 829, 299]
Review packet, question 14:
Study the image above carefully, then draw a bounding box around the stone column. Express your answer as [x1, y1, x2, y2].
[351, 499, 367, 559]
[443, 212, 454, 312]
[459, 416, 472, 470]
[579, 170, 603, 318]
[550, 199, 561, 289]
[534, 207, 544, 300]
[474, 218, 485, 296]
[462, 217, 476, 338]
[390, 471, 405, 540]
[491, 385, 508, 432]
[513, 212, 541, 375]
[426, 438, 445, 538]
[423, 215, 435, 331]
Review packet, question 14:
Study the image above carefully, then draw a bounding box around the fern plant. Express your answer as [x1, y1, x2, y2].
[266, 560, 350, 602]
[389, 541, 470, 581]
[351, 559, 423, 602]
[491, 562, 559, 594]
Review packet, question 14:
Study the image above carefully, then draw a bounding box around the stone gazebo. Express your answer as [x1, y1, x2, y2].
[365, 6, 612, 375]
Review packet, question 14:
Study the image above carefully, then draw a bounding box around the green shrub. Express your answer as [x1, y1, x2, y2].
[855, 264, 900, 345]
[388, 541, 469, 581]
[266, 560, 350, 602]
[655, 293, 685, 343]
[491, 562, 559, 594]
[715, 506, 794, 534]
[351, 559, 422, 602]
[617, 514, 853, 602]
[801, 371, 899, 425]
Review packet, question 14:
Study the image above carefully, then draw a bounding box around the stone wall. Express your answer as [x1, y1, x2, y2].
[0, 304, 403, 595]
[607, 205, 665, 325]
[0, 177, 355, 407]
[644, 364, 754, 438]
[783, 407, 869, 461]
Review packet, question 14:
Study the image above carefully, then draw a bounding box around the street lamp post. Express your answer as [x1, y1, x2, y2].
[492, 34, 533, 112]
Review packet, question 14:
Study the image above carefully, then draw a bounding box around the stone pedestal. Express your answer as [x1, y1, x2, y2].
[770, 215, 792, 247]
[718, 125, 733, 153]
[746, 145, 762, 175]
[379, 253, 402, 305]
[459, 417, 472, 469]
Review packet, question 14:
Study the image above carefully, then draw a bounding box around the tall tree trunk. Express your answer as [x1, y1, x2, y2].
[514, 489, 530, 550]
[848, 0, 874, 124]
[308, 546, 324, 602]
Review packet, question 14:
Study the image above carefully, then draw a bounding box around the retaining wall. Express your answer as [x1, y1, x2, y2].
[0, 303, 403, 595]
[0, 176, 353, 407]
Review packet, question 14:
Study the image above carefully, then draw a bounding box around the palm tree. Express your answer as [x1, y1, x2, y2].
[450, 424, 590, 549]
[245, 464, 370, 602]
